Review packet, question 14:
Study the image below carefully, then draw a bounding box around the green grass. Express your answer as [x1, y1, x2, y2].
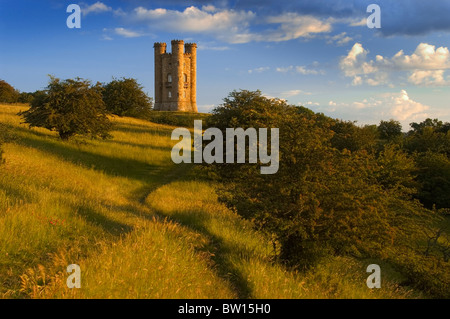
[0, 104, 423, 298]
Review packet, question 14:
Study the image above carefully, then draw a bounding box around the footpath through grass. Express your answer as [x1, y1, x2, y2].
[0, 104, 421, 298]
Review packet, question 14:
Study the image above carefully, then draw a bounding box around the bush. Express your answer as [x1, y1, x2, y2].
[147, 111, 210, 128]
[19, 76, 112, 140]
[103, 77, 152, 117]
[17, 92, 35, 104]
[0, 79, 19, 103]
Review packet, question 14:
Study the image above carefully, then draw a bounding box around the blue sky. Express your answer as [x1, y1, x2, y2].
[1, 0, 450, 129]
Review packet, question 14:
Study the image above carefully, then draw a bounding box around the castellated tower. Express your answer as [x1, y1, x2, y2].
[153, 40, 198, 112]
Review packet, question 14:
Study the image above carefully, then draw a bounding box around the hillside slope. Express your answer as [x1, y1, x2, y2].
[0, 104, 420, 298]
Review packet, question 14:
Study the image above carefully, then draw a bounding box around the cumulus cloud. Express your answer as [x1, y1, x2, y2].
[82, 1, 112, 15]
[389, 90, 430, 121]
[392, 43, 450, 70]
[340, 42, 450, 86]
[322, 90, 430, 127]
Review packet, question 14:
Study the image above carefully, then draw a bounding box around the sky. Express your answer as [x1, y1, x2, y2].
[1, 0, 450, 129]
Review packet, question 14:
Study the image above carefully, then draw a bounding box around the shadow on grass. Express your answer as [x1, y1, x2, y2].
[14, 127, 166, 183]
[150, 206, 253, 299]
[74, 204, 134, 236]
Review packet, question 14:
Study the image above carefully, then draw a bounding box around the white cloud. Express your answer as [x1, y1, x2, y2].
[262, 13, 332, 42]
[389, 90, 430, 121]
[280, 89, 311, 97]
[392, 43, 450, 70]
[325, 90, 430, 127]
[132, 6, 254, 43]
[114, 27, 143, 38]
[276, 65, 324, 75]
[201, 5, 217, 13]
[82, 1, 112, 15]
[340, 42, 450, 86]
[303, 101, 320, 106]
[326, 32, 353, 46]
[248, 66, 270, 74]
[408, 70, 447, 86]
[127, 6, 332, 44]
[349, 18, 367, 27]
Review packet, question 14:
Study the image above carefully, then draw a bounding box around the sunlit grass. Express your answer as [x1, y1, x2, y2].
[0, 104, 422, 299]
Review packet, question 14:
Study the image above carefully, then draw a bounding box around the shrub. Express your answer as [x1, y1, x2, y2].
[103, 77, 152, 117]
[19, 76, 111, 140]
[0, 79, 19, 103]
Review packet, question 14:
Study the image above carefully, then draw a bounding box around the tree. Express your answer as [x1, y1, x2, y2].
[0, 79, 19, 103]
[19, 76, 112, 140]
[406, 118, 450, 155]
[414, 152, 450, 209]
[206, 90, 434, 269]
[17, 92, 35, 104]
[103, 77, 153, 117]
[378, 119, 402, 140]
[330, 120, 378, 152]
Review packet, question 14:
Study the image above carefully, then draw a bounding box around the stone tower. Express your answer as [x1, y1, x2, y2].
[153, 40, 198, 112]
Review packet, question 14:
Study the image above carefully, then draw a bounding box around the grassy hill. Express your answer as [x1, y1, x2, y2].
[0, 104, 422, 298]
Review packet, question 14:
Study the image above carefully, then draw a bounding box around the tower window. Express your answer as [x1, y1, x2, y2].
[168, 91, 172, 98]
[184, 73, 187, 82]
[168, 74, 172, 83]
[184, 91, 187, 98]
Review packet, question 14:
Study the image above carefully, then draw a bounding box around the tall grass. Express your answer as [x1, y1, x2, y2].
[0, 104, 422, 298]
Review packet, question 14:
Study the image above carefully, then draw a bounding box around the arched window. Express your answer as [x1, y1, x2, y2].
[168, 91, 172, 98]
[168, 74, 172, 83]
[184, 73, 187, 82]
